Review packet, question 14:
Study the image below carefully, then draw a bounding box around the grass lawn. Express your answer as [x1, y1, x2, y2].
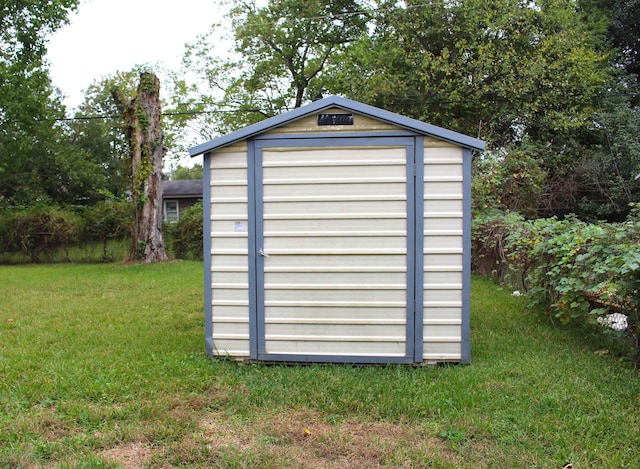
[1, 262, 639, 468]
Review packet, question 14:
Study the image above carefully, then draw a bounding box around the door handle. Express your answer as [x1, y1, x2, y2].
[259, 248, 270, 258]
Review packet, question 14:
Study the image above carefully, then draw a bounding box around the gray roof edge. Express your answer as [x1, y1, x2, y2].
[188, 96, 485, 156]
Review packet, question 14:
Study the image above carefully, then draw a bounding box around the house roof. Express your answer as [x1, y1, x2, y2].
[189, 96, 485, 157]
[162, 179, 203, 198]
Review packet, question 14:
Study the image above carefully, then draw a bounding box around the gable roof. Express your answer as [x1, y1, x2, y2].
[189, 96, 485, 157]
[162, 179, 203, 198]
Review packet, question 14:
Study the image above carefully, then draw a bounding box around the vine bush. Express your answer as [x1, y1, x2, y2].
[165, 201, 203, 260]
[0, 204, 133, 263]
[0, 206, 78, 262]
[472, 207, 640, 366]
[79, 201, 133, 262]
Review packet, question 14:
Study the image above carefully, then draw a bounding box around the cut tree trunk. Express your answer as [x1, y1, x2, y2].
[113, 72, 169, 263]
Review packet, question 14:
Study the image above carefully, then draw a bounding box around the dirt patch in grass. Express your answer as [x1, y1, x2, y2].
[101, 442, 153, 469]
[199, 409, 461, 468]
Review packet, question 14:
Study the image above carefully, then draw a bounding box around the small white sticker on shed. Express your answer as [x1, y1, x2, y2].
[234, 221, 246, 232]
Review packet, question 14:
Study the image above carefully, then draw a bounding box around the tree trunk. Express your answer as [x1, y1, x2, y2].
[113, 72, 169, 263]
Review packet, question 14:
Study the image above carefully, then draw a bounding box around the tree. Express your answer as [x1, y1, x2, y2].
[327, 0, 621, 216]
[113, 72, 169, 263]
[0, 0, 80, 207]
[169, 164, 203, 180]
[66, 71, 141, 202]
[180, 0, 370, 135]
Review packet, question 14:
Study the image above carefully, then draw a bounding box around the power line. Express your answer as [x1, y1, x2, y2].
[48, 108, 267, 123]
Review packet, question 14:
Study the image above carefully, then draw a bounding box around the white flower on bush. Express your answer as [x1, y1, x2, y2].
[597, 313, 628, 332]
[512, 290, 521, 296]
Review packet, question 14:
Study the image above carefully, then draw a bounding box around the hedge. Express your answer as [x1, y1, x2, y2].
[472, 207, 640, 366]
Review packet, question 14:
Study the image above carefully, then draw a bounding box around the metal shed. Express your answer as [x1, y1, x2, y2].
[189, 96, 484, 364]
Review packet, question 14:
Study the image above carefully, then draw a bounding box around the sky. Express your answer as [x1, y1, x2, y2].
[47, 0, 224, 110]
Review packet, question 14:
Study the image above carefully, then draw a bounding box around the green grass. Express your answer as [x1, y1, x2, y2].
[1, 264, 639, 468]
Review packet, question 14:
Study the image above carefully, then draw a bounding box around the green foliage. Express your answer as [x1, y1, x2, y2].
[0, 206, 78, 262]
[472, 144, 546, 217]
[472, 208, 640, 366]
[577, 103, 640, 219]
[471, 210, 534, 286]
[170, 164, 203, 180]
[333, 0, 613, 145]
[180, 0, 370, 135]
[0, 1, 81, 207]
[165, 202, 203, 260]
[80, 201, 132, 262]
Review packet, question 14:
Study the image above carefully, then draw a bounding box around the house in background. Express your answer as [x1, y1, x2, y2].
[161, 179, 203, 222]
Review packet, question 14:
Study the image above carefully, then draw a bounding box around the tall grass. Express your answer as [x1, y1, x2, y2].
[1, 264, 639, 468]
[0, 239, 131, 265]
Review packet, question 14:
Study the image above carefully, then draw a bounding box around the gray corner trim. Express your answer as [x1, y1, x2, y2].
[461, 148, 472, 364]
[413, 138, 425, 363]
[189, 96, 485, 156]
[247, 140, 259, 360]
[256, 353, 415, 365]
[405, 142, 417, 362]
[203, 153, 213, 358]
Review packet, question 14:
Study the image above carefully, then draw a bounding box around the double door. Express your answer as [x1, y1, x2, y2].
[249, 136, 420, 363]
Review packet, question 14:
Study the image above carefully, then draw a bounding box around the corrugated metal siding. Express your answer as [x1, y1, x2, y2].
[260, 146, 409, 357]
[210, 146, 251, 356]
[423, 146, 464, 361]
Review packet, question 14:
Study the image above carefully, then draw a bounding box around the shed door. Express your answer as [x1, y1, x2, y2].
[252, 137, 417, 363]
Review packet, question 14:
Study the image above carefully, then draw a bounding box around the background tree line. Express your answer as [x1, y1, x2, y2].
[1, 0, 639, 262]
[181, 0, 640, 221]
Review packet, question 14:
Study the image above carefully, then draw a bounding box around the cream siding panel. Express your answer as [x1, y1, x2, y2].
[265, 323, 406, 339]
[261, 145, 408, 357]
[264, 182, 407, 199]
[423, 217, 463, 232]
[213, 322, 250, 337]
[265, 271, 407, 286]
[263, 200, 407, 217]
[423, 146, 464, 361]
[267, 340, 407, 356]
[426, 181, 464, 195]
[265, 254, 407, 269]
[424, 235, 463, 250]
[264, 218, 405, 233]
[210, 167, 247, 181]
[211, 254, 248, 269]
[209, 305, 251, 320]
[264, 306, 406, 321]
[211, 185, 247, 200]
[424, 146, 464, 163]
[211, 271, 248, 284]
[424, 307, 463, 321]
[211, 339, 251, 357]
[425, 199, 464, 214]
[262, 146, 406, 163]
[423, 342, 462, 360]
[424, 253, 462, 268]
[209, 148, 250, 357]
[212, 288, 249, 303]
[424, 270, 462, 285]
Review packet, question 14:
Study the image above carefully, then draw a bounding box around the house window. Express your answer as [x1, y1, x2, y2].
[164, 200, 179, 222]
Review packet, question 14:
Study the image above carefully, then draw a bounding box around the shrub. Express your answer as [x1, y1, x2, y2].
[80, 201, 133, 261]
[0, 206, 79, 262]
[166, 202, 203, 260]
[472, 207, 640, 367]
